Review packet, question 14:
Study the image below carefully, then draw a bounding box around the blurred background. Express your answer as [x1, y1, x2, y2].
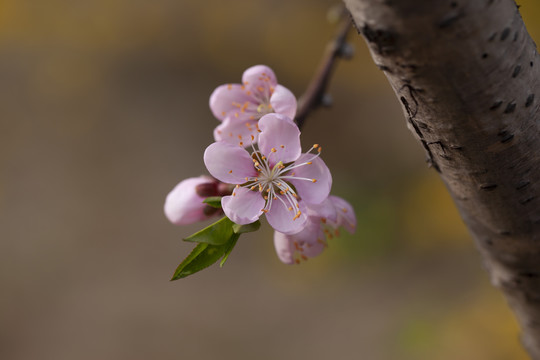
[1, 1, 539, 359]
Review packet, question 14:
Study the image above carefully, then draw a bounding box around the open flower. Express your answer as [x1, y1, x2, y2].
[203, 113, 332, 234]
[273, 195, 356, 264]
[210, 65, 297, 144]
[164, 176, 230, 225]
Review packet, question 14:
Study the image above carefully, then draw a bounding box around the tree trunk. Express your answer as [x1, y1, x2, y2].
[342, 0, 540, 357]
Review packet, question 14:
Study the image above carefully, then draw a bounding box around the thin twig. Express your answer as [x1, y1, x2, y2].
[295, 10, 353, 130]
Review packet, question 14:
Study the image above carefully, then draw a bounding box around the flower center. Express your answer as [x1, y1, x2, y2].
[237, 138, 323, 221]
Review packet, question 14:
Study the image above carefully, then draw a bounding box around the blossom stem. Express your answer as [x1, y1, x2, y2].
[295, 7, 353, 130]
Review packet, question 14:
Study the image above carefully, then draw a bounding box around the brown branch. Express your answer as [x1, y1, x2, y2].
[295, 10, 353, 130]
[343, 0, 540, 358]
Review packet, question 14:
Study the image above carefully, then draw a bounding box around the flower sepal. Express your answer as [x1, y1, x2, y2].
[171, 216, 261, 280]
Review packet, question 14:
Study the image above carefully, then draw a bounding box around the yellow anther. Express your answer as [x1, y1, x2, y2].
[317, 147, 322, 153]
[238, 134, 242, 140]
[235, 112, 239, 118]
[312, 179, 317, 183]
[313, 144, 319, 148]
[280, 145, 284, 148]
[250, 186, 256, 190]
[239, 142, 244, 146]
[251, 135, 255, 141]
[342, 208, 348, 213]
[288, 206, 293, 211]
[257, 86, 264, 92]
[241, 102, 249, 113]
[306, 161, 312, 165]
[271, 148, 277, 152]
[235, 184, 240, 188]
[221, 111, 226, 116]
[264, 196, 268, 200]
[228, 170, 232, 174]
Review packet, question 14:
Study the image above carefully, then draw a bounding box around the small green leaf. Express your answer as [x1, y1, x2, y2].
[171, 233, 241, 280]
[171, 242, 221, 280]
[220, 233, 239, 267]
[183, 216, 234, 245]
[203, 196, 222, 208]
[232, 220, 261, 234]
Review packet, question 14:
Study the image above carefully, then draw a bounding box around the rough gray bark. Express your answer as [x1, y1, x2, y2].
[342, 0, 540, 357]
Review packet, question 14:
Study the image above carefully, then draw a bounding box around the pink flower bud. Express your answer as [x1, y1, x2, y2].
[164, 176, 220, 225]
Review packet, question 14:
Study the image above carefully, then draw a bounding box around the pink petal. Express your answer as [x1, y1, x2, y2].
[270, 84, 297, 119]
[294, 220, 326, 258]
[204, 142, 257, 184]
[209, 84, 253, 122]
[306, 197, 338, 223]
[213, 118, 260, 145]
[258, 113, 301, 165]
[265, 197, 307, 234]
[329, 195, 357, 233]
[222, 187, 265, 225]
[288, 155, 332, 205]
[274, 219, 327, 264]
[242, 65, 277, 96]
[164, 176, 216, 225]
[273, 232, 295, 264]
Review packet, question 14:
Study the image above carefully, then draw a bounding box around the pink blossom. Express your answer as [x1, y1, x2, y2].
[210, 65, 297, 144]
[203, 113, 332, 234]
[164, 176, 225, 225]
[273, 195, 356, 264]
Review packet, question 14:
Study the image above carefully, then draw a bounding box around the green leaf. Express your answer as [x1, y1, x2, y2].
[203, 196, 222, 209]
[170, 242, 228, 280]
[220, 233, 239, 267]
[183, 216, 234, 245]
[232, 220, 261, 234]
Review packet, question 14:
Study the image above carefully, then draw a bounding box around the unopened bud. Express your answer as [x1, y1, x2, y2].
[195, 182, 218, 197]
[217, 182, 234, 196]
[203, 205, 221, 216]
[321, 93, 333, 107]
[338, 43, 355, 59]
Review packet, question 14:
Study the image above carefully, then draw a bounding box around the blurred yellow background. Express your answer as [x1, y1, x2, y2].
[1, 1, 538, 359]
